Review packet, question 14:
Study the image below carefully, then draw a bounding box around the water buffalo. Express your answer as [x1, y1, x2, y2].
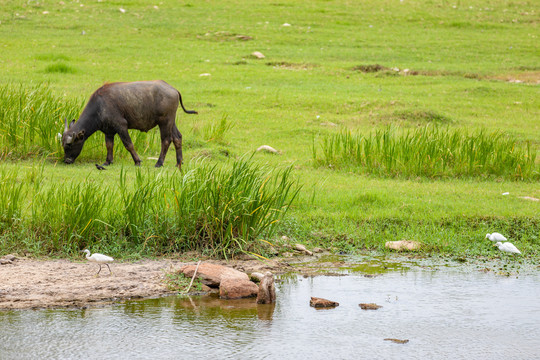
[62, 80, 197, 169]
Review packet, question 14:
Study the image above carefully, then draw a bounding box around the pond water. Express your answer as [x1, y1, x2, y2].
[1, 258, 539, 360]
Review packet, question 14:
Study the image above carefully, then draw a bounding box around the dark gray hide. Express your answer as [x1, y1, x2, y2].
[62, 80, 197, 169]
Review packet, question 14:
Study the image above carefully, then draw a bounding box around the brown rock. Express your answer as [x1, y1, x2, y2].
[294, 243, 313, 256]
[180, 263, 249, 287]
[219, 276, 259, 299]
[385, 240, 421, 251]
[256, 272, 276, 304]
[310, 297, 339, 308]
[359, 303, 382, 310]
[384, 338, 409, 344]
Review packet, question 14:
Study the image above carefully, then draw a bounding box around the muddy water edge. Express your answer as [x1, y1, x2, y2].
[1, 255, 539, 360]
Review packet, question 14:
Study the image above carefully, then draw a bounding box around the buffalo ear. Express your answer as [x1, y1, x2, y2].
[75, 130, 85, 141]
[69, 120, 76, 129]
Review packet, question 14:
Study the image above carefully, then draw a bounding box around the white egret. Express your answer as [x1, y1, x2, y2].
[494, 242, 521, 255]
[82, 249, 114, 274]
[486, 232, 507, 242]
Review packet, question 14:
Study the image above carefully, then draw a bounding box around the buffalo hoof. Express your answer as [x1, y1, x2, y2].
[154, 163, 163, 168]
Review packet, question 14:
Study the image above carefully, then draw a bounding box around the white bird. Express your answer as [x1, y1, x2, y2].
[82, 249, 114, 274]
[494, 242, 521, 255]
[486, 232, 507, 242]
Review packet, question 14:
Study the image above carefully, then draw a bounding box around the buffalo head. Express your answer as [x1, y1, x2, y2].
[62, 119, 85, 164]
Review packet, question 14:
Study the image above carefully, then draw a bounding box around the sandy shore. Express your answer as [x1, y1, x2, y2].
[0, 256, 291, 310]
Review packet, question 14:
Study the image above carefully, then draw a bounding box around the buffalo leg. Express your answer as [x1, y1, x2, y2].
[172, 126, 183, 170]
[155, 125, 172, 168]
[103, 134, 115, 165]
[117, 129, 142, 166]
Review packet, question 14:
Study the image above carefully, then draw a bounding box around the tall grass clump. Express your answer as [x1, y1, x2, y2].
[169, 159, 299, 256]
[0, 83, 82, 159]
[0, 167, 26, 228]
[314, 126, 538, 180]
[201, 114, 235, 143]
[0, 158, 300, 257]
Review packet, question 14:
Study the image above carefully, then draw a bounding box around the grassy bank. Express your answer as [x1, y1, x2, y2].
[0, 0, 538, 259]
[0, 158, 299, 258]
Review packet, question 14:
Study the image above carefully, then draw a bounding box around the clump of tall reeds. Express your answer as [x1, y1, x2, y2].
[0, 158, 300, 257]
[314, 126, 538, 180]
[0, 83, 82, 159]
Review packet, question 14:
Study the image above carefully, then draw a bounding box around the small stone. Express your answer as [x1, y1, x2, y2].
[310, 297, 339, 308]
[256, 145, 280, 154]
[281, 235, 290, 242]
[294, 244, 313, 256]
[4, 255, 16, 262]
[385, 240, 421, 251]
[312, 247, 324, 253]
[0, 259, 13, 265]
[359, 303, 382, 310]
[251, 51, 265, 59]
[384, 338, 409, 344]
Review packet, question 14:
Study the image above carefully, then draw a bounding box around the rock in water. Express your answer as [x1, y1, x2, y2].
[310, 297, 339, 308]
[219, 276, 259, 299]
[384, 338, 409, 344]
[359, 303, 382, 310]
[257, 272, 276, 304]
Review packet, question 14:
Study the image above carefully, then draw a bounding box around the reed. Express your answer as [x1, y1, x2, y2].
[201, 114, 235, 143]
[314, 126, 538, 180]
[0, 84, 82, 159]
[0, 158, 299, 257]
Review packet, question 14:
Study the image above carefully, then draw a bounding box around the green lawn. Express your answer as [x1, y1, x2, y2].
[0, 0, 538, 258]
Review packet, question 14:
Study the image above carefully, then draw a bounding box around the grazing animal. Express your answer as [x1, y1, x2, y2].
[62, 80, 197, 169]
[494, 242, 521, 255]
[486, 232, 507, 242]
[82, 249, 114, 274]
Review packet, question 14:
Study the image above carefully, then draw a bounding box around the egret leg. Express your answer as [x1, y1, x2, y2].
[97, 264, 102, 275]
[105, 263, 112, 274]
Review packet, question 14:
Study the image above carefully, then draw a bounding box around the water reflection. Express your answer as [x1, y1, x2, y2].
[1, 266, 540, 359]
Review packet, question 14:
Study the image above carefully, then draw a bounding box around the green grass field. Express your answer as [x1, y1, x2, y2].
[0, 0, 538, 259]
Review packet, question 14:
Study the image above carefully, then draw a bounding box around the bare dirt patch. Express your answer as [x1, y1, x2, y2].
[0, 258, 182, 310]
[0, 256, 295, 310]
